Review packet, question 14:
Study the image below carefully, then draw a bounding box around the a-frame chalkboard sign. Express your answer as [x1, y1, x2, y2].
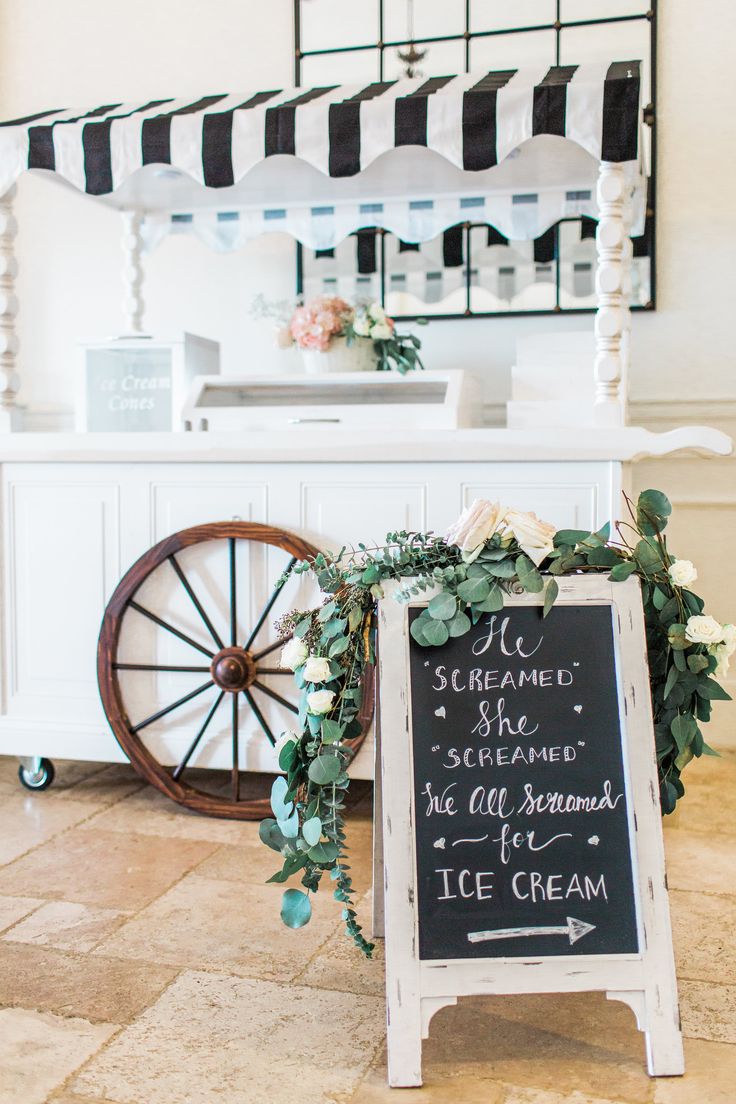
[375, 575, 684, 1086]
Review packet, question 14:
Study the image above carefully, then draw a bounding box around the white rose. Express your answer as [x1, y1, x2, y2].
[353, 316, 371, 337]
[370, 322, 392, 340]
[445, 499, 506, 563]
[368, 302, 386, 322]
[280, 637, 308, 671]
[303, 655, 332, 684]
[685, 615, 724, 646]
[275, 730, 299, 756]
[504, 508, 557, 567]
[307, 688, 335, 715]
[722, 624, 736, 648]
[668, 559, 698, 588]
[710, 642, 733, 681]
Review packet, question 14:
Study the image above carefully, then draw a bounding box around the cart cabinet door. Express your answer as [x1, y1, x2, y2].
[1, 466, 121, 725]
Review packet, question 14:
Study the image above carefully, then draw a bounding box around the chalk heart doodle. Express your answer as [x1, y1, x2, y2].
[433, 838, 446, 850]
[434, 706, 446, 719]
[574, 705, 583, 714]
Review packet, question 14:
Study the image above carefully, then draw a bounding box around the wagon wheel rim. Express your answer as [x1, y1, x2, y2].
[97, 522, 373, 820]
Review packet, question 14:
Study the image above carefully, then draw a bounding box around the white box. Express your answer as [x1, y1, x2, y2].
[181, 371, 482, 433]
[77, 333, 220, 432]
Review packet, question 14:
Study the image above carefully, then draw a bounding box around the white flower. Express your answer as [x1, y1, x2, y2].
[353, 315, 372, 337]
[303, 655, 331, 684]
[307, 688, 335, 715]
[685, 615, 724, 646]
[368, 302, 386, 322]
[275, 730, 299, 756]
[668, 559, 698, 587]
[504, 508, 557, 567]
[370, 322, 392, 340]
[445, 499, 506, 563]
[722, 624, 736, 648]
[711, 644, 733, 680]
[280, 638, 308, 671]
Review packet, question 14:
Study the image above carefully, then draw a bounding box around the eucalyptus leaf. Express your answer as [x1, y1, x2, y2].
[456, 576, 490, 603]
[696, 678, 732, 702]
[308, 840, 340, 863]
[270, 776, 293, 820]
[277, 809, 300, 838]
[308, 754, 342, 785]
[637, 489, 672, 536]
[281, 888, 312, 929]
[422, 618, 450, 646]
[609, 560, 637, 582]
[302, 816, 322, 847]
[428, 592, 457, 620]
[447, 610, 471, 637]
[542, 577, 559, 618]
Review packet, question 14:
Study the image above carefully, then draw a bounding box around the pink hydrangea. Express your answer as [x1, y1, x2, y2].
[289, 296, 353, 351]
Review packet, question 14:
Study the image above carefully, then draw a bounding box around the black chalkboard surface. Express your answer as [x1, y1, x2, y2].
[409, 604, 640, 961]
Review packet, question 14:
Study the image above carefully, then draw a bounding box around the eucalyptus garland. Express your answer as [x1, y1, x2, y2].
[260, 490, 732, 955]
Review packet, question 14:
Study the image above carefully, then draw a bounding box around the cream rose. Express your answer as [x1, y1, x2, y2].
[684, 615, 724, 646]
[303, 655, 331, 684]
[370, 322, 392, 340]
[504, 508, 557, 567]
[668, 559, 698, 588]
[445, 499, 506, 563]
[368, 302, 386, 322]
[353, 315, 371, 337]
[275, 730, 299, 756]
[710, 643, 733, 681]
[307, 688, 335, 715]
[280, 637, 308, 671]
[722, 624, 736, 648]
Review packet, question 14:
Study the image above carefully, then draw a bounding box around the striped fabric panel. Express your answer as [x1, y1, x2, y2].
[141, 95, 229, 169]
[462, 71, 517, 170]
[394, 76, 455, 148]
[202, 91, 282, 187]
[82, 99, 175, 194]
[0, 107, 65, 128]
[601, 61, 640, 162]
[27, 102, 124, 173]
[328, 81, 398, 177]
[265, 86, 338, 158]
[495, 64, 557, 166]
[532, 66, 578, 138]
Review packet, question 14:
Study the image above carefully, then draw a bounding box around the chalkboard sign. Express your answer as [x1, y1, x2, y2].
[409, 603, 639, 961]
[376, 576, 684, 1087]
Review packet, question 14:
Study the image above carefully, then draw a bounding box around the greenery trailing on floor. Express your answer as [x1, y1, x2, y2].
[259, 490, 732, 955]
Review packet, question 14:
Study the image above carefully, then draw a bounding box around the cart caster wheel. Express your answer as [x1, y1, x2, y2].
[18, 758, 55, 791]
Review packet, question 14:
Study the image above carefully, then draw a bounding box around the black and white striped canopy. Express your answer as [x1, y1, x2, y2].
[0, 63, 643, 244]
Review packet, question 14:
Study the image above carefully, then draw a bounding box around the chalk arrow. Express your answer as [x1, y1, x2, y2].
[467, 916, 596, 946]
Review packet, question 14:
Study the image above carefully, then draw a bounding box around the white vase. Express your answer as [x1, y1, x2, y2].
[301, 335, 376, 375]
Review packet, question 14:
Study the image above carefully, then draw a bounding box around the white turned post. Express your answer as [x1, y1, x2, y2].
[0, 186, 22, 431]
[121, 210, 145, 334]
[594, 162, 627, 427]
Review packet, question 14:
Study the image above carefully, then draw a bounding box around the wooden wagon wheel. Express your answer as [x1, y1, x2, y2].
[98, 522, 373, 819]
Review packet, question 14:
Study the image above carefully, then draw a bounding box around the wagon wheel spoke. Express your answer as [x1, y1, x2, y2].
[114, 663, 211, 673]
[253, 637, 288, 662]
[132, 680, 215, 733]
[232, 694, 240, 802]
[244, 556, 298, 651]
[129, 600, 215, 659]
[252, 679, 299, 715]
[255, 666, 292, 676]
[172, 690, 225, 781]
[169, 553, 225, 651]
[229, 538, 237, 647]
[243, 687, 277, 746]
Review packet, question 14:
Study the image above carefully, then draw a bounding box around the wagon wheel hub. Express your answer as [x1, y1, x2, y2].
[210, 646, 256, 693]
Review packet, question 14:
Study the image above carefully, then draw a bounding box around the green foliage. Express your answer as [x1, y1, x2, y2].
[262, 490, 729, 959]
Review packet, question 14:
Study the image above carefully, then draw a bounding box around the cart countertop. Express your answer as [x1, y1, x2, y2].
[0, 425, 731, 464]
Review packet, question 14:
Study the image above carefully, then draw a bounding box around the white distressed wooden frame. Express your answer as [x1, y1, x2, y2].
[376, 574, 683, 1086]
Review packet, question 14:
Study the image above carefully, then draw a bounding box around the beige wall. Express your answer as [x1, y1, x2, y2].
[1, 1, 734, 725]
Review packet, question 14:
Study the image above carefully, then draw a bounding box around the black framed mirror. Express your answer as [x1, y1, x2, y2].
[294, 0, 656, 319]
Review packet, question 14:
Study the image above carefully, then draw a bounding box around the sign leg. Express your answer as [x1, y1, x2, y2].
[372, 710, 386, 939]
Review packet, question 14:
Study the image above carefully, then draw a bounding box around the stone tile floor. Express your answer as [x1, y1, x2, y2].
[0, 750, 734, 1104]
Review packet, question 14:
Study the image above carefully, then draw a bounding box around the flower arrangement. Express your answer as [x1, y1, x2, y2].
[261, 489, 731, 954]
[265, 294, 425, 374]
